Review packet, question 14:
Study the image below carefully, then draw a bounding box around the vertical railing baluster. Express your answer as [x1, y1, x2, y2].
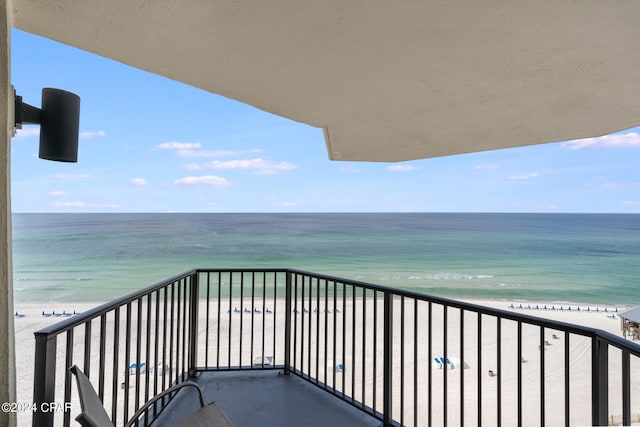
[153, 290, 160, 419]
[261, 271, 267, 368]
[362, 288, 367, 407]
[564, 331, 570, 426]
[176, 279, 182, 379]
[497, 317, 502, 427]
[414, 299, 418, 427]
[622, 350, 631, 426]
[284, 270, 292, 375]
[460, 308, 465, 427]
[272, 271, 277, 366]
[250, 272, 255, 368]
[383, 291, 393, 427]
[144, 293, 152, 416]
[428, 302, 433, 427]
[324, 278, 329, 388]
[373, 290, 378, 415]
[540, 326, 545, 427]
[178, 279, 184, 380]
[181, 279, 187, 379]
[183, 279, 188, 379]
[517, 322, 522, 427]
[400, 296, 405, 427]
[161, 287, 168, 395]
[301, 275, 306, 376]
[169, 283, 175, 385]
[239, 272, 244, 368]
[63, 329, 74, 427]
[98, 314, 106, 400]
[33, 333, 57, 427]
[293, 273, 299, 371]
[111, 308, 120, 423]
[342, 282, 346, 397]
[351, 285, 356, 402]
[123, 303, 132, 425]
[333, 280, 339, 394]
[309, 277, 314, 378]
[443, 305, 448, 427]
[217, 272, 221, 369]
[477, 312, 482, 427]
[189, 272, 199, 376]
[228, 272, 232, 367]
[135, 298, 143, 413]
[316, 277, 321, 383]
[592, 336, 608, 426]
[205, 272, 211, 368]
[83, 321, 92, 377]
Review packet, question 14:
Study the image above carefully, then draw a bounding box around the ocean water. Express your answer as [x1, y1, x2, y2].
[11, 213, 640, 305]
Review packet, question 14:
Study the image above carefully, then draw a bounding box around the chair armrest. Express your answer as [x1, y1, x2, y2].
[125, 381, 205, 427]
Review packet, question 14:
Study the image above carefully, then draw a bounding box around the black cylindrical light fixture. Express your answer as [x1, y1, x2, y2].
[38, 88, 80, 162]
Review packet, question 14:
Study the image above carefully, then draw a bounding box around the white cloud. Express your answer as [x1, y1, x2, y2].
[47, 191, 66, 197]
[563, 132, 640, 150]
[79, 130, 107, 139]
[174, 175, 231, 187]
[281, 201, 299, 207]
[54, 173, 90, 180]
[175, 148, 264, 158]
[155, 141, 264, 158]
[129, 178, 148, 186]
[508, 172, 539, 181]
[623, 201, 639, 206]
[387, 165, 416, 172]
[199, 158, 297, 175]
[155, 141, 202, 150]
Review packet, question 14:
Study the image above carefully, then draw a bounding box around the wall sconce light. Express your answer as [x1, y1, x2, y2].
[14, 88, 80, 162]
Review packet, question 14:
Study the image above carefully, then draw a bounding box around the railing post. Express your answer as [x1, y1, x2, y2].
[592, 336, 608, 426]
[383, 292, 393, 427]
[188, 271, 199, 376]
[284, 270, 292, 374]
[622, 350, 631, 426]
[32, 332, 57, 427]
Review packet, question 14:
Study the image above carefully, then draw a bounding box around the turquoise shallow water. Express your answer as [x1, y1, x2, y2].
[11, 213, 640, 304]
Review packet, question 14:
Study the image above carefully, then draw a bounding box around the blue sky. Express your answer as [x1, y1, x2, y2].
[9, 29, 640, 213]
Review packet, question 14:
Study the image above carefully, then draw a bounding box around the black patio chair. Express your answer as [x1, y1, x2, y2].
[69, 365, 234, 426]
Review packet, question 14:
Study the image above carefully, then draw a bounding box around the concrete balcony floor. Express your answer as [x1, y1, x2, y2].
[152, 370, 381, 427]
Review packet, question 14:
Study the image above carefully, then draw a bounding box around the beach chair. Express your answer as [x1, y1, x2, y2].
[433, 358, 443, 369]
[69, 365, 234, 427]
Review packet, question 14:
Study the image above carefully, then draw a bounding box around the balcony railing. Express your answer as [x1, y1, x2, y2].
[33, 269, 640, 426]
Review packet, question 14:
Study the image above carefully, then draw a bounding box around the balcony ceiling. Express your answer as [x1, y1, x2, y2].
[11, 1, 640, 161]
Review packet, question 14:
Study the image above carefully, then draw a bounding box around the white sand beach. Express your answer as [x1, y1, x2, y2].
[14, 298, 640, 426]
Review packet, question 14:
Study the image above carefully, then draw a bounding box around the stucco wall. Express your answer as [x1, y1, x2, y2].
[0, 0, 16, 426]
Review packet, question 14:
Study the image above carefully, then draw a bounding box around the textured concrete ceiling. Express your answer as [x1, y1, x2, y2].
[11, 1, 640, 161]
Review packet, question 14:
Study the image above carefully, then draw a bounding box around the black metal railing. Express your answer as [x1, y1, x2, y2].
[33, 269, 640, 426]
[33, 271, 201, 427]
